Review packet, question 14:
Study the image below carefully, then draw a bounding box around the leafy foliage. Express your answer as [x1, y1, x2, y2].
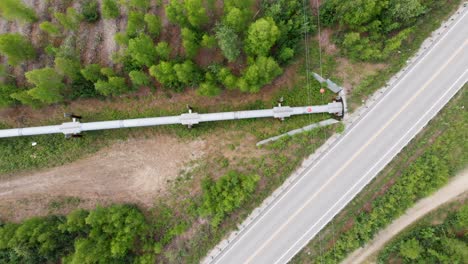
[245, 17, 280, 56]
[128, 34, 157, 67]
[39, 21, 61, 36]
[94, 76, 129, 96]
[215, 24, 240, 62]
[166, 0, 208, 28]
[127, 11, 145, 37]
[80, 64, 104, 82]
[55, 56, 81, 81]
[81, 0, 100, 22]
[102, 0, 120, 19]
[0, 0, 37, 23]
[0, 84, 17, 108]
[129, 70, 150, 87]
[323, 0, 427, 61]
[181, 27, 200, 58]
[144, 14, 162, 38]
[200, 171, 260, 226]
[25, 67, 65, 104]
[238, 56, 282, 93]
[54, 7, 83, 31]
[155, 41, 171, 60]
[0, 33, 36, 65]
[379, 204, 468, 263]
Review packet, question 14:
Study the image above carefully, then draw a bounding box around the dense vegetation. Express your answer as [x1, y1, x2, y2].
[0, 0, 311, 107]
[378, 204, 468, 263]
[321, 0, 428, 61]
[0, 171, 261, 263]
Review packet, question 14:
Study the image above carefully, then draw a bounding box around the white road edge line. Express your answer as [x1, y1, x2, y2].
[274, 70, 468, 264]
[209, 8, 468, 264]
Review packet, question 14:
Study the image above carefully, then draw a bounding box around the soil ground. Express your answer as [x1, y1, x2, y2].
[342, 169, 468, 264]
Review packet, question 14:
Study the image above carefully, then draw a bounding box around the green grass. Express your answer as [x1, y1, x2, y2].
[291, 86, 467, 263]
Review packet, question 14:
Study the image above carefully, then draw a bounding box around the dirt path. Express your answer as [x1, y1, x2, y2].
[0, 135, 206, 222]
[342, 169, 468, 264]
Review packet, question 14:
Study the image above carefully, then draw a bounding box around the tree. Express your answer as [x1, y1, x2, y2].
[129, 70, 150, 87]
[0, 33, 36, 65]
[39, 21, 61, 36]
[173, 60, 199, 85]
[55, 56, 81, 81]
[223, 7, 251, 32]
[102, 0, 120, 19]
[245, 17, 280, 56]
[198, 80, 220, 96]
[0, 0, 37, 23]
[81, 0, 100, 23]
[144, 14, 162, 38]
[127, 11, 145, 37]
[149, 61, 178, 88]
[399, 238, 423, 260]
[239, 56, 282, 93]
[0, 84, 17, 108]
[200, 171, 260, 226]
[94, 77, 129, 96]
[201, 34, 216, 48]
[25, 67, 64, 104]
[181, 28, 199, 58]
[185, 0, 208, 28]
[128, 0, 151, 11]
[54, 7, 83, 31]
[80, 64, 104, 82]
[65, 205, 147, 262]
[155, 42, 171, 60]
[215, 24, 240, 62]
[165, 0, 188, 26]
[128, 34, 157, 67]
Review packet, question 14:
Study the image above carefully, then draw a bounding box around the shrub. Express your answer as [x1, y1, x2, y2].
[239, 56, 282, 93]
[94, 77, 129, 96]
[245, 17, 280, 56]
[54, 7, 83, 31]
[102, 0, 120, 19]
[55, 56, 81, 81]
[39, 21, 61, 36]
[215, 24, 240, 62]
[173, 60, 200, 85]
[25, 67, 65, 104]
[80, 64, 104, 82]
[0, 33, 36, 65]
[127, 11, 145, 37]
[82, 0, 100, 22]
[201, 34, 216, 48]
[0, 84, 17, 108]
[200, 171, 260, 226]
[149, 61, 178, 88]
[144, 14, 162, 38]
[0, 0, 37, 23]
[155, 42, 171, 60]
[128, 0, 151, 11]
[128, 34, 157, 67]
[181, 28, 199, 58]
[129, 70, 150, 87]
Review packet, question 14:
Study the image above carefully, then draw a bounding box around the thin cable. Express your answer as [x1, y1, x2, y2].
[302, 0, 313, 122]
[316, 0, 323, 77]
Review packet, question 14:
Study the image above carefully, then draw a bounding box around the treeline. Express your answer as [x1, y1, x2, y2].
[378, 204, 468, 263]
[0, 0, 310, 107]
[321, 0, 434, 61]
[0, 170, 260, 263]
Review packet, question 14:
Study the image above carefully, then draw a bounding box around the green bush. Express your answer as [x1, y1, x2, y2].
[144, 14, 162, 38]
[127, 11, 145, 37]
[0, 84, 17, 108]
[128, 34, 157, 67]
[215, 24, 240, 62]
[245, 17, 280, 56]
[81, 0, 100, 22]
[102, 0, 120, 19]
[55, 56, 81, 81]
[181, 27, 200, 58]
[155, 41, 171, 60]
[0, 33, 36, 65]
[80, 64, 104, 82]
[25, 67, 65, 104]
[94, 76, 129, 96]
[0, 0, 37, 23]
[238, 56, 282, 93]
[54, 7, 83, 31]
[39, 21, 61, 36]
[129, 70, 151, 87]
[200, 171, 260, 226]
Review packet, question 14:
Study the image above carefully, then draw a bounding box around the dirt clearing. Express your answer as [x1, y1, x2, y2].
[0, 135, 205, 222]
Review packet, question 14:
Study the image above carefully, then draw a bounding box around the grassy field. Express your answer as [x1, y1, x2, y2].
[291, 85, 467, 263]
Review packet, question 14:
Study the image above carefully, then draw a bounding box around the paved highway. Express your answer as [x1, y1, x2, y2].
[206, 7, 468, 264]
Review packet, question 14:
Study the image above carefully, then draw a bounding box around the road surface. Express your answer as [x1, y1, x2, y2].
[342, 169, 468, 264]
[205, 6, 468, 264]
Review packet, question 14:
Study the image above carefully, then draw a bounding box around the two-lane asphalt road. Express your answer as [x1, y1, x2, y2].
[206, 7, 468, 264]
